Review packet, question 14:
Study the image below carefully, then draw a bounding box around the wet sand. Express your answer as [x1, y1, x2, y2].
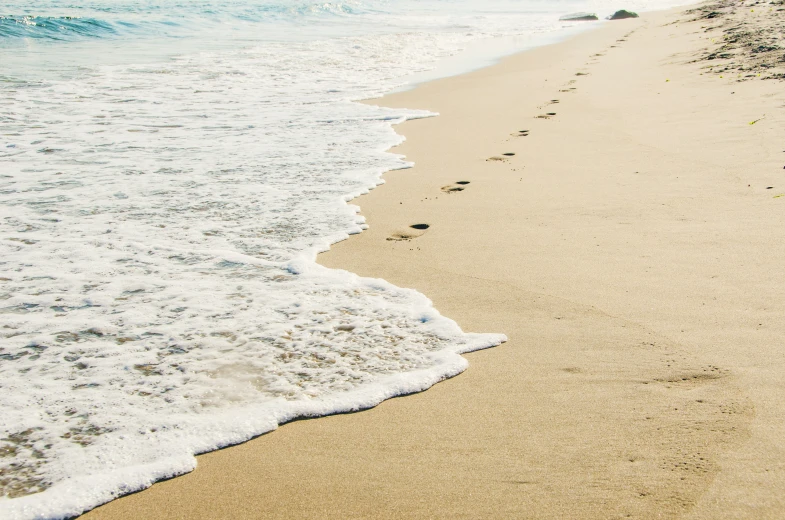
[84, 3, 785, 518]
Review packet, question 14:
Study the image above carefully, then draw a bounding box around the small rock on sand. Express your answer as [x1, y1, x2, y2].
[608, 10, 639, 20]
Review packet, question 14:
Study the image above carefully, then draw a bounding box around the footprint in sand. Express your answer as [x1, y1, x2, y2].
[512, 129, 530, 137]
[575, 72, 589, 76]
[536, 112, 556, 119]
[653, 365, 729, 388]
[387, 223, 430, 241]
[487, 156, 508, 162]
[441, 181, 471, 193]
[538, 99, 560, 109]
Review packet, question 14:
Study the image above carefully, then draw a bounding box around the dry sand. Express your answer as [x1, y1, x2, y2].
[84, 4, 785, 519]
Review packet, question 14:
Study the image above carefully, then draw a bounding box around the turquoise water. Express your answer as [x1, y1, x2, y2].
[0, 1, 693, 518]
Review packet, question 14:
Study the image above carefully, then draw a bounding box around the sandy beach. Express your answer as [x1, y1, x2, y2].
[83, 2, 785, 518]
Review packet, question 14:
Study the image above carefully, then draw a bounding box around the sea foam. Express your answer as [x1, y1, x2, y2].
[0, 24, 509, 520]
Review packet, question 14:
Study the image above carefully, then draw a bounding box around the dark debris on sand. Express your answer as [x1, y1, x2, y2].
[687, 0, 785, 81]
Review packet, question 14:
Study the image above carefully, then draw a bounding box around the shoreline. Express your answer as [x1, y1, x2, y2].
[83, 3, 785, 518]
[389, 22, 596, 94]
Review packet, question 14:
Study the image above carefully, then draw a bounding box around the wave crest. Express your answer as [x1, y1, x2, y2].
[0, 15, 120, 40]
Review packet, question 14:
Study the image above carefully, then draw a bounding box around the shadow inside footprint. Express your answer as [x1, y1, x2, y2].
[410, 224, 429, 230]
[456, 181, 470, 185]
[503, 152, 516, 157]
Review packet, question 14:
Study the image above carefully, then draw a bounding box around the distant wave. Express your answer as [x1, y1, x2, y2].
[0, 16, 122, 40]
[0, 2, 370, 42]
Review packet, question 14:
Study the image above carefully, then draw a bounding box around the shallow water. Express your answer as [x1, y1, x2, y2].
[0, 0, 694, 517]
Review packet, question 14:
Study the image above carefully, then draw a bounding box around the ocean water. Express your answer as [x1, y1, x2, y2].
[0, 1, 692, 518]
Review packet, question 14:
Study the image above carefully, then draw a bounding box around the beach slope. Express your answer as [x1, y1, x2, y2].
[84, 4, 785, 518]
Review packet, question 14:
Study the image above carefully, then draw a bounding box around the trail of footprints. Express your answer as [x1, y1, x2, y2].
[390, 31, 642, 243]
[388, 26, 753, 515]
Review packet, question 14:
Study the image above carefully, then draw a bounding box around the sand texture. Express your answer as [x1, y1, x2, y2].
[688, 0, 785, 79]
[83, 5, 785, 519]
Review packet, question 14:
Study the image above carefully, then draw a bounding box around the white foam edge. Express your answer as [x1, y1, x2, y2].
[0, 99, 505, 519]
[1, 326, 505, 520]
